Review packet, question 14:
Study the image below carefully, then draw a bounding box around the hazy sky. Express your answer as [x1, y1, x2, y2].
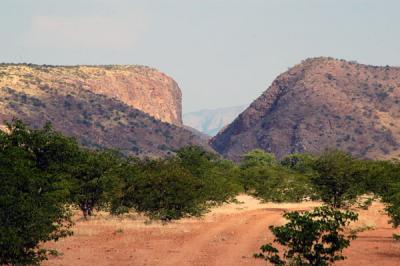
[1, 0, 400, 112]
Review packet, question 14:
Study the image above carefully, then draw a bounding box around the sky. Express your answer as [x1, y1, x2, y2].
[1, 0, 400, 113]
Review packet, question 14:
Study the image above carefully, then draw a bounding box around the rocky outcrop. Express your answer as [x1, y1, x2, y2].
[0, 64, 182, 125]
[211, 57, 400, 160]
[0, 64, 209, 157]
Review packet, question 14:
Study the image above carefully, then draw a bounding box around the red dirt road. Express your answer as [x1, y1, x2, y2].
[43, 196, 400, 266]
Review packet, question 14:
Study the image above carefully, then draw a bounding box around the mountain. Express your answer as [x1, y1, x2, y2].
[0, 64, 182, 125]
[211, 57, 400, 160]
[0, 64, 209, 156]
[183, 105, 246, 136]
[183, 125, 210, 141]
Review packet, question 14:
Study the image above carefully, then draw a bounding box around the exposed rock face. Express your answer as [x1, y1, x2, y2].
[0, 64, 208, 157]
[0, 64, 182, 125]
[211, 57, 400, 160]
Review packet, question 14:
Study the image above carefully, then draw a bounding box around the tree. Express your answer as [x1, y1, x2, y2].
[69, 150, 122, 218]
[240, 149, 277, 192]
[255, 206, 358, 266]
[114, 158, 207, 220]
[239, 150, 313, 202]
[281, 153, 316, 175]
[365, 160, 400, 229]
[241, 149, 276, 169]
[0, 120, 74, 265]
[383, 183, 400, 228]
[176, 146, 241, 204]
[311, 150, 366, 208]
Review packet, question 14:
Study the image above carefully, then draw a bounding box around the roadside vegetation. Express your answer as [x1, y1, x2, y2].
[1, 120, 399, 265]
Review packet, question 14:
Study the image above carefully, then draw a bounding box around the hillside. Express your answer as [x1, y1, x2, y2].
[211, 57, 400, 160]
[0, 64, 182, 125]
[183, 105, 246, 136]
[0, 64, 209, 157]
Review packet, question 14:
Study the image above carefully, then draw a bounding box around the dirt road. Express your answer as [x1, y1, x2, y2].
[43, 195, 400, 266]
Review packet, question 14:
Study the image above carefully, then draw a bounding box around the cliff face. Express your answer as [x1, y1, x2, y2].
[0, 64, 209, 157]
[211, 57, 400, 160]
[0, 64, 182, 125]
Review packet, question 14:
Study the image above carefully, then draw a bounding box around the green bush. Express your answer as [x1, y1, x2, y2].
[239, 150, 314, 202]
[112, 147, 241, 220]
[364, 160, 400, 229]
[241, 166, 313, 202]
[176, 146, 242, 204]
[113, 158, 207, 220]
[311, 150, 366, 208]
[0, 120, 74, 265]
[255, 206, 358, 266]
[280, 153, 316, 175]
[69, 150, 123, 218]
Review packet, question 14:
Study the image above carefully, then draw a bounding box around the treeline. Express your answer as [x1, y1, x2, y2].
[0, 120, 242, 265]
[1, 120, 400, 265]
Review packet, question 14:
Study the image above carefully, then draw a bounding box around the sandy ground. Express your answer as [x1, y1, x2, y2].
[43, 195, 400, 266]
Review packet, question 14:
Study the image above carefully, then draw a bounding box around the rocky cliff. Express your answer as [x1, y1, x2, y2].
[0, 64, 182, 125]
[211, 57, 400, 160]
[0, 64, 208, 156]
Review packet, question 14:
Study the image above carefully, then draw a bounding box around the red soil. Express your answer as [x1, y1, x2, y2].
[43, 195, 400, 266]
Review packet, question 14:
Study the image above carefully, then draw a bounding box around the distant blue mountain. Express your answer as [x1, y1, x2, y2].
[183, 105, 247, 136]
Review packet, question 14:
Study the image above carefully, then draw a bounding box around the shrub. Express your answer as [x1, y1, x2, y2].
[0, 120, 74, 265]
[176, 146, 242, 204]
[311, 150, 366, 208]
[241, 166, 313, 202]
[255, 206, 358, 266]
[381, 181, 400, 228]
[69, 150, 122, 218]
[280, 153, 316, 175]
[240, 150, 314, 202]
[240, 149, 276, 168]
[112, 147, 241, 220]
[114, 158, 207, 220]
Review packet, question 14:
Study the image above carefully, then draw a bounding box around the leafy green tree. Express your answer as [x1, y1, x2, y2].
[175, 146, 219, 177]
[311, 150, 366, 208]
[239, 150, 313, 202]
[204, 158, 242, 203]
[240, 149, 277, 192]
[241, 166, 313, 202]
[365, 160, 400, 228]
[69, 150, 122, 218]
[241, 149, 276, 169]
[176, 146, 241, 204]
[0, 120, 74, 265]
[112, 147, 241, 220]
[114, 158, 206, 220]
[383, 184, 400, 228]
[281, 153, 316, 175]
[255, 206, 358, 266]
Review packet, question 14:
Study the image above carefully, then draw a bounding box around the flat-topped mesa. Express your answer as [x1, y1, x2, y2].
[0, 64, 182, 125]
[0, 63, 211, 157]
[211, 57, 400, 160]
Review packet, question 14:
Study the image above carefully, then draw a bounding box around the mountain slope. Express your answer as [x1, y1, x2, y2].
[211, 57, 400, 160]
[183, 105, 246, 136]
[0, 64, 209, 157]
[0, 64, 182, 125]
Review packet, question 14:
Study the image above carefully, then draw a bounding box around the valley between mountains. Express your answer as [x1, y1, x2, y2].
[2, 57, 400, 266]
[2, 57, 400, 160]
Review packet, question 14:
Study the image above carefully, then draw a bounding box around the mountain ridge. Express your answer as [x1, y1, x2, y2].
[211, 57, 400, 160]
[0, 63, 210, 156]
[0, 63, 182, 125]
